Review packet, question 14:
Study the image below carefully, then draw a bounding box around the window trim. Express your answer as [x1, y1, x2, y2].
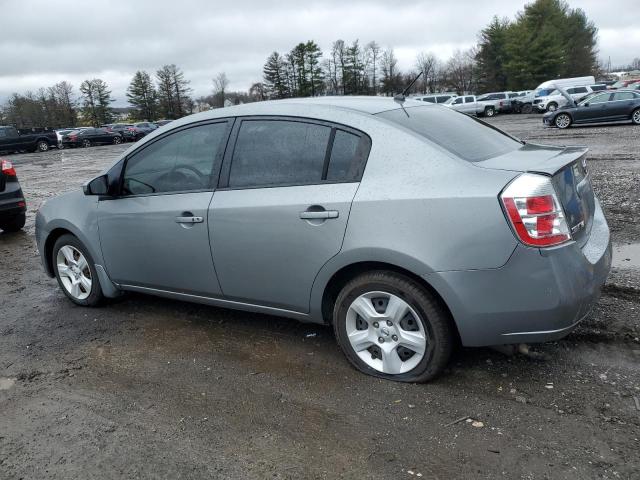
[115, 118, 234, 198]
[217, 115, 372, 191]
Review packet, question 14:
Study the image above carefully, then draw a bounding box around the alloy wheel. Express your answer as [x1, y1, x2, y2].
[37, 141, 49, 152]
[56, 245, 92, 300]
[345, 291, 428, 375]
[633, 109, 640, 124]
[555, 114, 571, 129]
[82, 139, 91, 148]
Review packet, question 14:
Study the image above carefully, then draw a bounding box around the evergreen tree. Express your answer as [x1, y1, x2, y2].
[127, 71, 157, 121]
[263, 52, 289, 99]
[156, 64, 191, 119]
[475, 17, 511, 92]
[79, 79, 114, 126]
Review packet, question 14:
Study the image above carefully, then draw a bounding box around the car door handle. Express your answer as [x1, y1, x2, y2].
[299, 210, 339, 220]
[175, 215, 204, 224]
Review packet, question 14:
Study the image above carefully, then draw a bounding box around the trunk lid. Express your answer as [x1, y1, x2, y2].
[477, 143, 595, 247]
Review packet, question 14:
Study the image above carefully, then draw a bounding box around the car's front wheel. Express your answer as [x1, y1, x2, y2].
[554, 113, 572, 129]
[82, 139, 91, 148]
[632, 108, 640, 125]
[484, 106, 495, 117]
[113, 135, 122, 145]
[52, 234, 103, 306]
[333, 271, 454, 383]
[0, 213, 26, 232]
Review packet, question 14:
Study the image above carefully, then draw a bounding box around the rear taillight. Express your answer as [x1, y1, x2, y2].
[500, 173, 571, 247]
[1, 159, 16, 176]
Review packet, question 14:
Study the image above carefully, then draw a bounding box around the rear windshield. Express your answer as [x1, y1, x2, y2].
[377, 106, 522, 162]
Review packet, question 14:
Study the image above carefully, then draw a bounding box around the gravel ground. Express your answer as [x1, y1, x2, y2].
[1, 116, 639, 480]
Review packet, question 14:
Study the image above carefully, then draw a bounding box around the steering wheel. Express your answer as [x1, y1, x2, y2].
[156, 165, 207, 191]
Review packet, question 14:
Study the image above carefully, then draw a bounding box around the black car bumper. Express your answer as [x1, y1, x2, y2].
[0, 192, 26, 219]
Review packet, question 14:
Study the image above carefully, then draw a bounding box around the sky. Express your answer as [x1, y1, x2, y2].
[1, 0, 638, 106]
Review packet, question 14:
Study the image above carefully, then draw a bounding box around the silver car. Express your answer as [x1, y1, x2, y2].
[35, 97, 612, 382]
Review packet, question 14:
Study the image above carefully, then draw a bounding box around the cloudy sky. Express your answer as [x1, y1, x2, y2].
[1, 0, 638, 106]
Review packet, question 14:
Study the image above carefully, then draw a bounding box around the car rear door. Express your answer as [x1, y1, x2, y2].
[609, 91, 638, 119]
[209, 117, 370, 312]
[98, 120, 232, 296]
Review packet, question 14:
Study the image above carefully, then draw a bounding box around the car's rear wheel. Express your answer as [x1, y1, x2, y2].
[36, 140, 49, 152]
[113, 135, 122, 145]
[547, 102, 558, 112]
[554, 113, 572, 129]
[333, 271, 454, 383]
[484, 106, 495, 117]
[632, 108, 640, 125]
[522, 103, 533, 114]
[52, 234, 103, 306]
[82, 139, 91, 148]
[0, 213, 26, 232]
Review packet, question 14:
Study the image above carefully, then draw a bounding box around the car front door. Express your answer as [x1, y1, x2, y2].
[209, 118, 370, 312]
[98, 120, 232, 296]
[463, 96, 477, 114]
[574, 93, 613, 122]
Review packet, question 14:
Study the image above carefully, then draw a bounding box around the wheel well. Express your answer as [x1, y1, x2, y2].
[320, 261, 460, 340]
[43, 228, 73, 276]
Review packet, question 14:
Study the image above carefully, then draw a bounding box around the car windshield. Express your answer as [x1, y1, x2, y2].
[377, 106, 522, 162]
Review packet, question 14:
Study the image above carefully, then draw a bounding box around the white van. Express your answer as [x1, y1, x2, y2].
[534, 76, 595, 98]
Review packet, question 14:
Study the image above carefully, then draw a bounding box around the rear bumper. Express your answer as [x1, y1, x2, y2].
[0, 187, 26, 218]
[424, 199, 611, 347]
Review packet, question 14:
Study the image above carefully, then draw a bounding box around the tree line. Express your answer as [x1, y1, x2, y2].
[0, 0, 611, 129]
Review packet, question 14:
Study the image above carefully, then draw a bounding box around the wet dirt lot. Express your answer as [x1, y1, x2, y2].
[1, 116, 639, 479]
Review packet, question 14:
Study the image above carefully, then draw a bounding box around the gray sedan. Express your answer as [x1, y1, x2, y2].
[35, 97, 612, 382]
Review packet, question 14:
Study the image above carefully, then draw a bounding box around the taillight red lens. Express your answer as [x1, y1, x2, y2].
[501, 174, 571, 247]
[1, 159, 16, 176]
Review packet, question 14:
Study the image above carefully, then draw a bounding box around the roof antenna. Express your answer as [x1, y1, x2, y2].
[394, 71, 424, 103]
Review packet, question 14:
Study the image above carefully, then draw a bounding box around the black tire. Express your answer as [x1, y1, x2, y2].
[82, 139, 91, 148]
[0, 213, 26, 232]
[484, 106, 495, 117]
[554, 113, 572, 129]
[333, 270, 454, 383]
[52, 234, 103, 307]
[632, 108, 640, 125]
[113, 135, 123, 145]
[522, 103, 533, 114]
[36, 140, 49, 152]
[547, 102, 558, 112]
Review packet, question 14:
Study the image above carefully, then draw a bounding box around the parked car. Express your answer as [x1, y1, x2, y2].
[102, 124, 142, 142]
[154, 119, 173, 127]
[35, 97, 612, 383]
[133, 122, 159, 135]
[608, 78, 640, 89]
[444, 95, 495, 116]
[411, 94, 458, 104]
[55, 129, 77, 148]
[475, 92, 513, 116]
[61, 128, 124, 148]
[543, 89, 640, 128]
[0, 126, 57, 153]
[534, 84, 608, 112]
[0, 159, 26, 232]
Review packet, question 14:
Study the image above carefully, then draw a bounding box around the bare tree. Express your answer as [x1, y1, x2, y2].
[365, 41, 381, 95]
[415, 52, 439, 93]
[444, 49, 476, 94]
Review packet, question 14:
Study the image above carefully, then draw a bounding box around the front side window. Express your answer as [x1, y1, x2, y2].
[123, 122, 229, 195]
[453, 98, 463, 105]
[423, 97, 436, 103]
[436, 96, 451, 103]
[584, 93, 612, 104]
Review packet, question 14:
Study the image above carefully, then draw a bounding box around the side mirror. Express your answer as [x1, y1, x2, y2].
[83, 174, 109, 196]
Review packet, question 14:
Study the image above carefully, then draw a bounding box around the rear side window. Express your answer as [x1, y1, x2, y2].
[377, 106, 521, 162]
[436, 96, 450, 103]
[326, 130, 363, 182]
[229, 120, 330, 188]
[464, 96, 475, 102]
[613, 92, 636, 101]
[423, 97, 436, 103]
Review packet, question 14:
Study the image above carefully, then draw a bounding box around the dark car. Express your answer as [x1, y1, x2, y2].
[62, 128, 124, 148]
[0, 126, 57, 154]
[0, 158, 26, 232]
[133, 122, 158, 135]
[543, 90, 640, 128]
[103, 124, 142, 142]
[154, 119, 173, 127]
